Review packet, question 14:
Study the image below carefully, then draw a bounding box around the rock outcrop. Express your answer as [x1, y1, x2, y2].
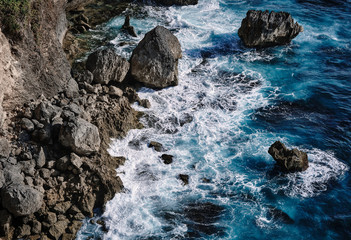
[238, 10, 303, 48]
[86, 47, 130, 85]
[130, 26, 182, 89]
[268, 141, 308, 172]
[122, 15, 137, 37]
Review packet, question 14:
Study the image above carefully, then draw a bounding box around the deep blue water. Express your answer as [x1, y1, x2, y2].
[77, 0, 351, 239]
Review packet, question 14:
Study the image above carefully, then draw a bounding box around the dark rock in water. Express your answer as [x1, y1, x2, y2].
[202, 178, 211, 183]
[130, 26, 182, 89]
[138, 99, 151, 109]
[59, 118, 101, 156]
[154, 0, 198, 6]
[161, 154, 173, 164]
[238, 10, 303, 48]
[124, 87, 141, 104]
[268, 141, 308, 172]
[148, 141, 165, 152]
[179, 174, 189, 185]
[0, 137, 10, 158]
[1, 184, 43, 216]
[122, 15, 137, 37]
[86, 47, 130, 85]
[267, 207, 295, 224]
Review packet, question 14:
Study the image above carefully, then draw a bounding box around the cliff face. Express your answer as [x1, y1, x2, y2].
[0, 0, 71, 130]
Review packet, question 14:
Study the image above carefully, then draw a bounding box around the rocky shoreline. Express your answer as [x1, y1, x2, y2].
[0, 0, 305, 238]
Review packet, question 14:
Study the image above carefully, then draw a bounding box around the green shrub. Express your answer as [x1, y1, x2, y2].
[0, 0, 30, 38]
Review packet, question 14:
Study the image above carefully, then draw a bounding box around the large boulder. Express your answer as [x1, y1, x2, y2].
[1, 184, 44, 216]
[86, 47, 130, 85]
[268, 141, 308, 172]
[130, 26, 182, 89]
[238, 10, 303, 48]
[153, 0, 198, 6]
[59, 118, 101, 156]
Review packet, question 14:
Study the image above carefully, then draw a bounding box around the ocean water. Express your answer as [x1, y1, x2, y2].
[77, 0, 351, 239]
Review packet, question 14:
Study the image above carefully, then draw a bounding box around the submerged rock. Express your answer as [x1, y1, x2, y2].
[1, 184, 43, 216]
[268, 207, 294, 224]
[86, 47, 130, 85]
[161, 154, 173, 164]
[238, 10, 303, 48]
[179, 174, 189, 185]
[268, 141, 308, 172]
[130, 26, 182, 89]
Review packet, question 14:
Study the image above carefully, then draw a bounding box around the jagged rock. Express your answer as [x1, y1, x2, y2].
[3, 165, 24, 186]
[121, 15, 137, 37]
[148, 141, 165, 152]
[238, 10, 303, 48]
[79, 192, 95, 217]
[54, 202, 72, 214]
[48, 220, 68, 240]
[59, 118, 101, 156]
[130, 26, 182, 88]
[70, 152, 83, 169]
[179, 174, 189, 185]
[65, 78, 80, 99]
[19, 160, 36, 177]
[56, 155, 70, 171]
[161, 154, 173, 164]
[46, 212, 57, 225]
[124, 87, 140, 103]
[86, 47, 130, 84]
[109, 86, 123, 97]
[1, 184, 44, 216]
[36, 147, 46, 168]
[268, 141, 308, 172]
[34, 102, 62, 123]
[21, 118, 35, 132]
[16, 224, 31, 238]
[154, 0, 198, 6]
[139, 99, 151, 108]
[0, 137, 10, 158]
[31, 220, 42, 234]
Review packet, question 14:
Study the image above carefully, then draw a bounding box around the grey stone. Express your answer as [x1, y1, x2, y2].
[19, 160, 36, 176]
[34, 102, 62, 123]
[86, 47, 130, 85]
[16, 224, 31, 238]
[109, 86, 123, 97]
[40, 168, 51, 179]
[65, 78, 80, 99]
[56, 155, 70, 171]
[21, 118, 35, 132]
[36, 147, 46, 168]
[59, 118, 101, 156]
[3, 165, 24, 186]
[70, 152, 83, 169]
[0, 137, 10, 158]
[31, 220, 42, 234]
[53, 201, 72, 214]
[48, 220, 68, 240]
[130, 26, 182, 89]
[47, 212, 57, 225]
[1, 184, 44, 216]
[238, 10, 304, 48]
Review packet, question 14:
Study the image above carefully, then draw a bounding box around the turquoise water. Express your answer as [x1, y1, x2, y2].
[77, 0, 351, 239]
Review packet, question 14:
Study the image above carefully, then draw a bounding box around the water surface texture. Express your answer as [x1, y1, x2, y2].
[78, 0, 351, 239]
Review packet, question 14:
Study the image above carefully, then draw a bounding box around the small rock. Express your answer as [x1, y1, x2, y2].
[139, 99, 151, 108]
[65, 78, 80, 99]
[16, 224, 31, 238]
[268, 141, 308, 172]
[3, 165, 24, 185]
[161, 154, 173, 164]
[148, 141, 165, 152]
[46, 212, 57, 225]
[124, 87, 140, 103]
[36, 147, 46, 168]
[0, 137, 10, 158]
[54, 202, 72, 214]
[40, 168, 51, 179]
[70, 152, 83, 169]
[109, 86, 123, 97]
[31, 220, 42, 234]
[21, 118, 35, 132]
[56, 155, 70, 171]
[48, 220, 68, 240]
[121, 15, 137, 37]
[179, 174, 189, 185]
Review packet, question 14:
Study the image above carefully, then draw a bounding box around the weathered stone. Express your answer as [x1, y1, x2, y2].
[36, 147, 46, 168]
[70, 152, 83, 169]
[109, 86, 123, 97]
[31, 220, 42, 234]
[67, 221, 83, 235]
[46, 212, 57, 225]
[1, 184, 44, 216]
[0, 137, 10, 158]
[48, 220, 68, 240]
[130, 26, 182, 88]
[59, 118, 101, 156]
[65, 78, 80, 99]
[0, 209, 12, 236]
[40, 168, 51, 179]
[34, 102, 61, 123]
[16, 224, 31, 238]
[53, 201, 72, 214]
[238, 10, 303, 48]
[3, 165, 24, 186]
[79, 192, 95, 217]
[21, 118, 35, 132]
[268, 141, 308, 172]
[86, 47, 130, 84]
[19, 160, 36, 176]
[124, 87, 140, 103]
[56, 155, 70, 172]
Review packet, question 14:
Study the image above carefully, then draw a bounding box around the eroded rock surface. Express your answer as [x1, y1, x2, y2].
[238, 10, 303, 48]
[130, 26, 182, 88]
